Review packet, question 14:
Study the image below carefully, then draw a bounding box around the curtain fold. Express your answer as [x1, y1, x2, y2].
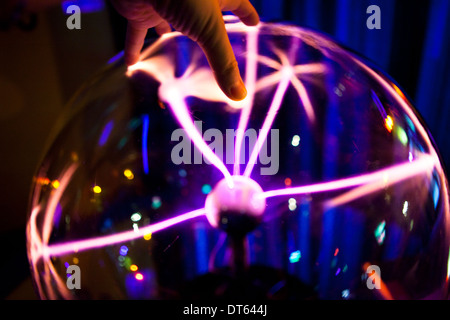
[253, 0, 450, 169]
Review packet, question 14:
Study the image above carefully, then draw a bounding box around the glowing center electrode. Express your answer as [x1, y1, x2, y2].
[205, 176, 266, 235]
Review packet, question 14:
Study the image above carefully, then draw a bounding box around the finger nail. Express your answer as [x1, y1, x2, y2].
[229, 80, 247, 101]
[125, 54, 139, 66]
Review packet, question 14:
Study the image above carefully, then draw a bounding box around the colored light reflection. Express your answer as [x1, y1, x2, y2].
[130, 212, 142, 222]
[289, 250, 301, 263]
[385, 115, 394, 132]
[141, 115, 150, 174]
[291, 135, 300, 147]
[374, 220, 386, 245]
[119, 245, 128, 256]
[334, 248, 339, 256]
[288, 198, 297, 211]
[35, 177, 50, 186]
[402, 201, 409, 217]
[124, 169, 135, 180]
[143, 233, 152, 240]
[342, 289, 350, 299]
[51, 180, 60, 189]
[135, 273, 144, 281]
[201, 184, 212, 195]
[396, 126, 408, 145]
[151, 196, 162, 209]
[98, 120, 114, 146]
[130, 264, 138, 272]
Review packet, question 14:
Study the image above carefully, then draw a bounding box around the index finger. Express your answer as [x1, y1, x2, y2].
[124, 23, 148, 66]
[220, 0, 260, 26]
[197, 15, 247, 101]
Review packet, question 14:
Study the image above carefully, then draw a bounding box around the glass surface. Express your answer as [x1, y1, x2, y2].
[27, 17, 450, 300]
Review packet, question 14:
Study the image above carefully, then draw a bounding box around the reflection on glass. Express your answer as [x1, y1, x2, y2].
[27, 17, 450, 300]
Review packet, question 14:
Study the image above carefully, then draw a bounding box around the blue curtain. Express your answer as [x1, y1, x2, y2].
[252, 0, 450, 171]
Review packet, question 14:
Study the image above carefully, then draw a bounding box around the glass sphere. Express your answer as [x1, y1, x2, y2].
[27, 17, 450, 300]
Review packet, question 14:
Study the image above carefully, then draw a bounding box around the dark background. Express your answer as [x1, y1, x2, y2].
[0, 0, 449, 299]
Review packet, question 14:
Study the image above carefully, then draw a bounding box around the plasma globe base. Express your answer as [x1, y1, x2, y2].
[27, 18, 450, 300]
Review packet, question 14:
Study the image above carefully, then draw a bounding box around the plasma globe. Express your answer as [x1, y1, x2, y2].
[27, 17, 450, 300]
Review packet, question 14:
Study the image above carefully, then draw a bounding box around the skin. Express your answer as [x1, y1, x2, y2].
[110, 0, 260, 101]
[6, 0, 259, 100]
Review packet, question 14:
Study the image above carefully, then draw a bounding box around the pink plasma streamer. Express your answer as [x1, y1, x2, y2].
[244, 72, 291, 177]
[44, 208, 205, 258]
[262, 155, 436, 200]
[234, 26, 259, 175]
[162, 89, 234, 188]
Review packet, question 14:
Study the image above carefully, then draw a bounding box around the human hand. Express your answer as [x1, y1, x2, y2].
[111, 0, 260, 101]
